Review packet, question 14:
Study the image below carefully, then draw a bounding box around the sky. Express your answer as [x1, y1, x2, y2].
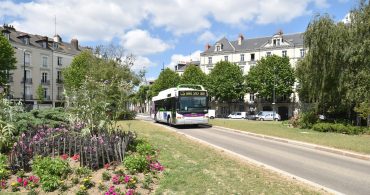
[0, 0, 356, 81]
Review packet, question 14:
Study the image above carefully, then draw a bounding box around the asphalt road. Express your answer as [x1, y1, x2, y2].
[137, 115, 370, 195]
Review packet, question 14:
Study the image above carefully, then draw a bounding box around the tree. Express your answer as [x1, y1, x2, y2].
[62, 50, 95, 92]
[151, 68, 180, 96]
[296, 14, 349, 115]
[246, 55, 295, 101]
[0, 34, 16, 86]
[135, 85, 150, 113]
[180, 64, 207, 86]
[36, 85, 44, 104]
[207, 61, 245, 106]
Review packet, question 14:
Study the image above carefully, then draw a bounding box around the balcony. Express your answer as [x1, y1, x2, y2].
[41, 79, 50, 85]
[56, 78, 64, 84]
[21, 78, 33, 84]
[206, 64, 213, 67]
[24, 94, 33, 100]
[43, 96, 51, 101]
[57, 95, 65, 100]
[238, 61, 246, 65]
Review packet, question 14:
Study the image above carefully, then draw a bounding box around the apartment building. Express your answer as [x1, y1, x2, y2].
[1, 24, 83, 108]
[174, 60, 200, 76]
[200, 31, 305, 119]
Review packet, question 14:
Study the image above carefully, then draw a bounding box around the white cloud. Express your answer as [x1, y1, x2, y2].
[131, 55, 156, 70]
[197, 31, 217, 44]
[1, 0, 331, 41]
[121, 29, 171, 56]
[167, 50, 201, 69]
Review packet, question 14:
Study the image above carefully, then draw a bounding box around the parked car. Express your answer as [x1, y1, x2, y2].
[256, 111, 281, 121]
[207, 109, 216, 119]
[246, 114, 258, 120]
[228, 112, 246, 119]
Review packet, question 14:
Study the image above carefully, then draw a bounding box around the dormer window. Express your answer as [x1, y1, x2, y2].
[273, 38, 281, 46]
[23, 37, 29, 45]
[215, 43, 223, 52]
[53, 42, 58, 49]
[42, 41, 47, 48]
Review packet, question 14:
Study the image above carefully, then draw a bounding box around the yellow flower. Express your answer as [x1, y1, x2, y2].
[11, 182, 17, 187]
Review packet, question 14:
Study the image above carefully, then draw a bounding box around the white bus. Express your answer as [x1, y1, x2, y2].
[151, 85, 209, 125]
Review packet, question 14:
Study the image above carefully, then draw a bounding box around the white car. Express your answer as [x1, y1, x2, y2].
[256, 111, 281, 121]
[228, 112, 246, 119]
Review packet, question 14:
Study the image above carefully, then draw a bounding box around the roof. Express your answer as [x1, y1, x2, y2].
[201, 32, 304, 55]
[1, 25, 84, 55]
[175, 61, 200, 72]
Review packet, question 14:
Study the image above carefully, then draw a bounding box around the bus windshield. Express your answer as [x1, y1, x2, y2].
[179, 96, 207, 113]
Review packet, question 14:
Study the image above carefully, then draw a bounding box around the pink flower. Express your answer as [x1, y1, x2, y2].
[112, 175, 120, 185]
[23, 179, 28, 187]
[17, 177, 23, 183]
[126, 189, 134, 195]
[124, 175, 131, 183]
[104, 163, 110, 169]
[60, 154, 68, 160]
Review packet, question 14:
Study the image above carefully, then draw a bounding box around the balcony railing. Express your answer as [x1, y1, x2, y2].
[25, 94, 33, 100]
[43, 96, 51, 101]
[21, 78, 33, 84]
[56, 78, 64, 84]
[238, 61, 246, 65]
[57, 95, 65, 100]
[41, 79, 50, 85]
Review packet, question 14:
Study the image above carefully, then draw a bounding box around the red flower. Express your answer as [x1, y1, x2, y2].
[60, 154, 68, 160]
[17, 177, 23, 183]
[71, 154, 80, 161]
[104, 163, 110, 169]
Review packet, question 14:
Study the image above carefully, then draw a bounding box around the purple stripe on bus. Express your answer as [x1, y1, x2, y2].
[183, 113, 205, 117]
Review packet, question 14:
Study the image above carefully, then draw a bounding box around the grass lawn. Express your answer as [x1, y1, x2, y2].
[210, 119, 370, 154]
[118, 120, 323, 195]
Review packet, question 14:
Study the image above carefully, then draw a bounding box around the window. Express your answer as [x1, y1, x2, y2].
[277, 39, 281, 46]
[216, 45, 221, 51]
[42, 72, 48, 82]
[273, 39, 276, 46]
[42, 56, 48, 67]
[53, 42, 58, 49]
[250, 93, 255, 102]
[240, 54, 244, 62]
[57, 57, 62, 65]
[250, 53, 255, 61]
[25, 86, 31, 95]
[300, 49, 305, 58]
[57, 71, 62, 80]
[266, 52, 271, 57]
[23, 37, 29, 45]
[282, 50, 287, 57]
[208, 57, 212, 64]
[25, 53, 31, 65]
[43, 88, 48, 98]
[224, 56, 228, 61]
[42, 41, 47, 48]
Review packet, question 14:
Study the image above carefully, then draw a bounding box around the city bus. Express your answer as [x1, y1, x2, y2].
[151, 85, 209, 125]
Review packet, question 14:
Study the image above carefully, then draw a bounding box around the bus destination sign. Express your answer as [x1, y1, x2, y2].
[179, 91, 206, 96]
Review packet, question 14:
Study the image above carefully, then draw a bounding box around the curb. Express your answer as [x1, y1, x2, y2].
[213, 125, 370, 161]
[144, 120, 341, 195]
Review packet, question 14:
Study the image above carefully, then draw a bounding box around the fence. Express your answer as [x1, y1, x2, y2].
[10, 126, 134, 170]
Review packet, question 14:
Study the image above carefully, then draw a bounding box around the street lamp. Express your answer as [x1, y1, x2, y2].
[14, 47, 26, 104]
[272, 65, 276, 120]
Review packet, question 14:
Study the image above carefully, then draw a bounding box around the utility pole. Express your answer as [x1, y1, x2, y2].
[272, 65, 276, 120]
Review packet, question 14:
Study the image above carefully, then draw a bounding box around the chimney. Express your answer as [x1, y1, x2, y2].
[71, 38, 79, 50]
[53, 34, 62, 43]
[205, 43, 211, 51]
[238, 34, 244, 45]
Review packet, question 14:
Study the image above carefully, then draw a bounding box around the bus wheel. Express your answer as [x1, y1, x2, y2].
[167, 117, 172, 126]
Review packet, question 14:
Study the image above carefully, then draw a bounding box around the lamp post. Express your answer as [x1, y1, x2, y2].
[14, 47, 26, 104]
[272, 65, 276, 120]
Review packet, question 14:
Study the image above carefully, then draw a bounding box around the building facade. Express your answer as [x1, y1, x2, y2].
[1, 24, 83, 108]
[174, 60, 200, 76]
[200, 31, 305, 119]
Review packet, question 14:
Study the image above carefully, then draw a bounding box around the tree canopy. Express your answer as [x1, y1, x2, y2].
[150, 68, 180, 96]
[180, 64, 207, 86]
[0, 34, 16, 86]
[207, 61, 245, 102]
[296, 0, 370, 124]
[246, 55, 295, 100]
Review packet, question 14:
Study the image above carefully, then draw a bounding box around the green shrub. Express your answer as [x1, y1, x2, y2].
[298, 111, 318, 129]
[117, 110, 137, 120]
[137, 141, 156, 156]
[0, 153, 10, 179]
[123, 155, 148, 173]
[32, 156, 71, 192]
[313, 123, 366, 135]
[0, 120, 16, 153]
[102, 171, 111, 181]
[75, 167, 92, 177]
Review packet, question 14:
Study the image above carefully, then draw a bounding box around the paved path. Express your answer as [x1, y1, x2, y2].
[136, 115, 370, 194]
